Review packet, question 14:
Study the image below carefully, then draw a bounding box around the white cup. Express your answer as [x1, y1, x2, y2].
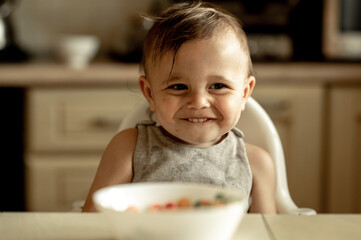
[58, 35, 99, 69]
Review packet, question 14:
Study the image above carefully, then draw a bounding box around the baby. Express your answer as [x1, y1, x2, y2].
[83, 1, 276, 213]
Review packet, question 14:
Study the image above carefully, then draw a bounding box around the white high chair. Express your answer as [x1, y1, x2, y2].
[118, 97, 316, 215]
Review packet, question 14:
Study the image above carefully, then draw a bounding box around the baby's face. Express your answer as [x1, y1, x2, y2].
[141, 29, 254, 146]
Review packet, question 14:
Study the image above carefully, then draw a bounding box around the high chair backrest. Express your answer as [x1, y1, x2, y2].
[118, 97, 316, 215]
[236, 98, 316, 215]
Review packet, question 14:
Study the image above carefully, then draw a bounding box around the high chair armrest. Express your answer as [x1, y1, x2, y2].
[71, 200, 85, 212]
[289, 208, 317, 215]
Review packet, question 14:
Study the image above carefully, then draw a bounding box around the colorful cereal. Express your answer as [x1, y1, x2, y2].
[123, 193, 237, 212]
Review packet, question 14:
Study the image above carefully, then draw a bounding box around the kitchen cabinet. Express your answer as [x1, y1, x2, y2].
[25, 87, 143, 211]
[252, 84, 324, 213]
[26, 88, 141, 152]
[25, 154, 100, 211]
[327, 86, 361, 213]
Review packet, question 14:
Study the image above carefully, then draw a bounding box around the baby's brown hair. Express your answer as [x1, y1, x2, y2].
[140, 1, 254, 78]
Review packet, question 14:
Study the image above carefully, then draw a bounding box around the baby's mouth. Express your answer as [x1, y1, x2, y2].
[186, 118, 210, 123]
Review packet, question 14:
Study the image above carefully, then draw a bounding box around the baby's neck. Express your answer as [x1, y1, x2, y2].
[158, 126, 227, 147]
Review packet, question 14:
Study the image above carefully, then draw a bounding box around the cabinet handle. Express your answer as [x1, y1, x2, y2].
[91, 117, 121, 130]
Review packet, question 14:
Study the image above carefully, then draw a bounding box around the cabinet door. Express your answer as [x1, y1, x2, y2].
[252, 85, 324, 212]
[328, 87, 361, 213]
[25, 154, 100, 211]
[26, 88, 143, 152]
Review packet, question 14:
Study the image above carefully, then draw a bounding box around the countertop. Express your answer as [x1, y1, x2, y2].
[1, 212, 360, 240]
[0, 61, 361, 87]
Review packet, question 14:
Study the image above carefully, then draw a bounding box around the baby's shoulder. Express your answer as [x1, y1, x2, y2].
[115, 127, 138, 138]
[108, 128, 138, 152]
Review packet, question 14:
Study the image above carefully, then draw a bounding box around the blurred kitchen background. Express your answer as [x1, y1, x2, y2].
[3, 0, 325, 62]
[1, 0, 361, 213]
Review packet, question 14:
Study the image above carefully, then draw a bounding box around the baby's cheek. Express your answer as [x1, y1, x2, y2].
[223, 103, 242, 125]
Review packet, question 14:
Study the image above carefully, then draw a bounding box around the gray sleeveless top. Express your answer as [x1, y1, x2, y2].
[132, 123, 253, 198]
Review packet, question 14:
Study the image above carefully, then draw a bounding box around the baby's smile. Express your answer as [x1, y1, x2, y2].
[186, 118, 209, 123]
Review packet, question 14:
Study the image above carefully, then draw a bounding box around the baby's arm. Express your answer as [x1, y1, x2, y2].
[82, 128, 138, 212]
[246, 143, 277, 214]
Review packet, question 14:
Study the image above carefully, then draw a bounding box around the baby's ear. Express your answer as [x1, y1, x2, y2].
[241, 75, 256, 111]
[138, 75, 156, 111]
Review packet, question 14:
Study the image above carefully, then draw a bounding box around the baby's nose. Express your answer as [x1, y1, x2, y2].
[187, 91, 211, 109]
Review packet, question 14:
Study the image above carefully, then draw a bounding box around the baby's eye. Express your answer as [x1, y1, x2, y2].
[210, 83, 227, 89]
[167, 84, 188, 90]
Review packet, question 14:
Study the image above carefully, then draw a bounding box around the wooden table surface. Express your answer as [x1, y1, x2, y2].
[1, 212, 360, 240]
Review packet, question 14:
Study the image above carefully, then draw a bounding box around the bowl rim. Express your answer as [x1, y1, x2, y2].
[93, 182, 249, 214]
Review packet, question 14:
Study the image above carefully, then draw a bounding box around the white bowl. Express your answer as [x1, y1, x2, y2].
[57, 34, 99, 69]
[93, 182, 249, 240]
